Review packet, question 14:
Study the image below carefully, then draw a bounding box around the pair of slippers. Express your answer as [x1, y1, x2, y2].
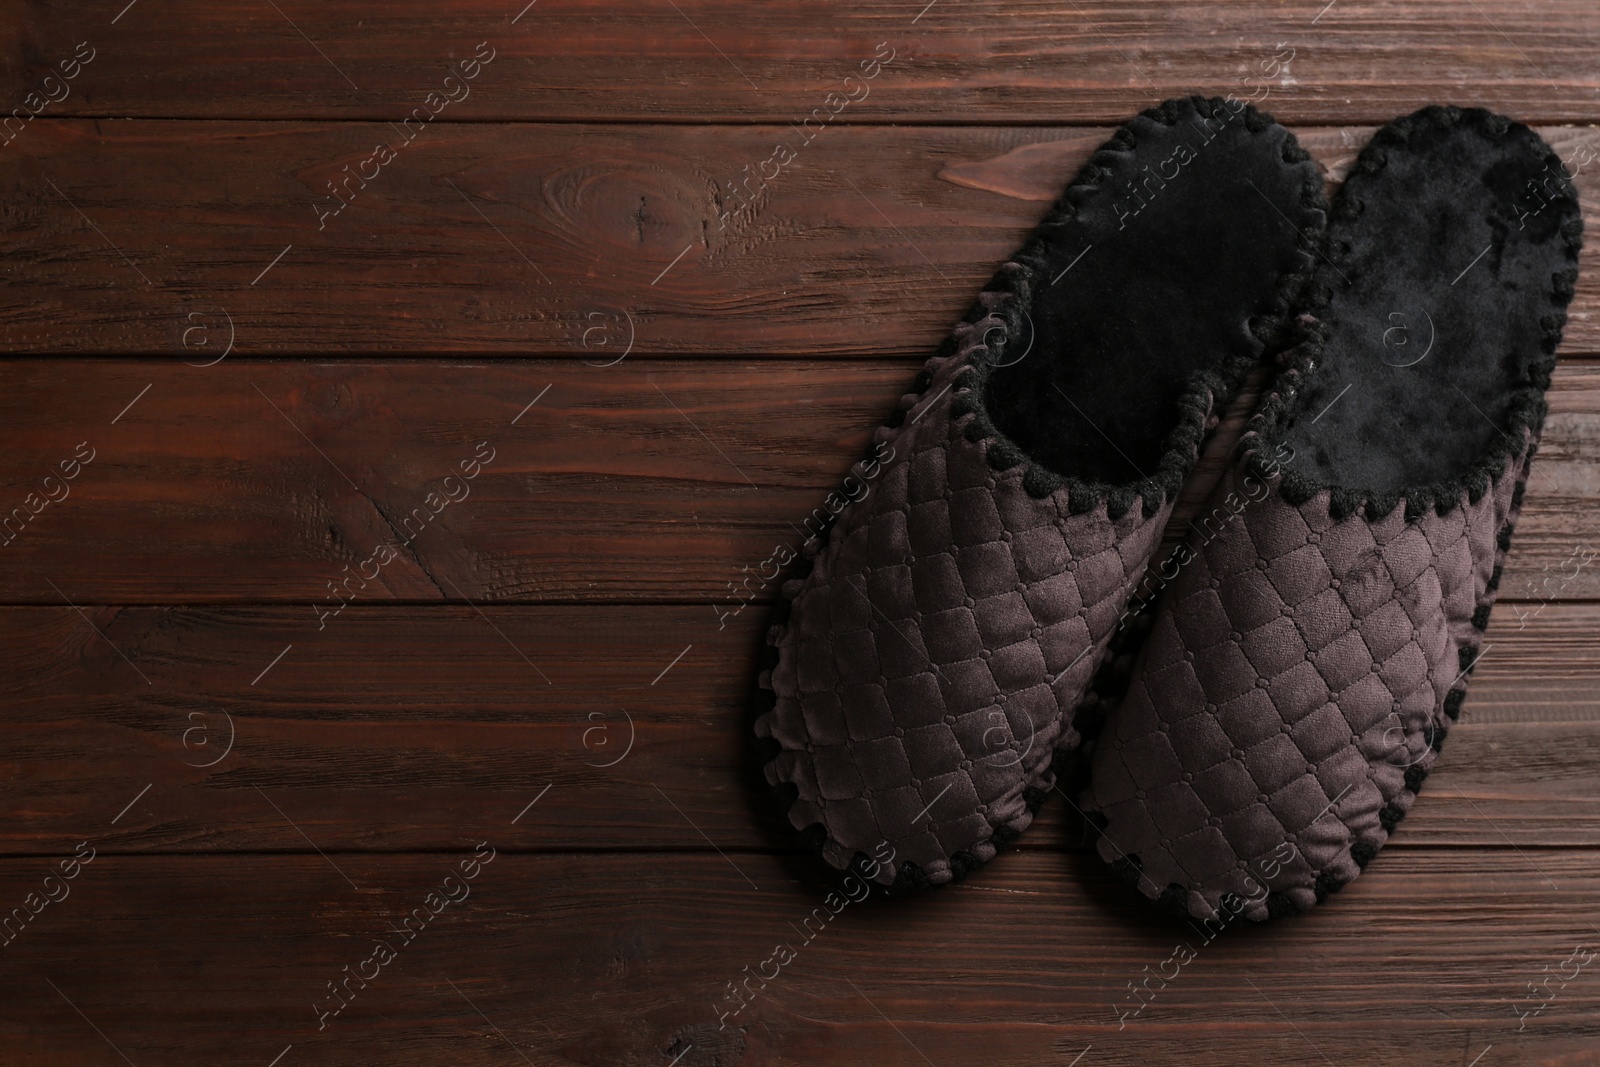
[752, 98, 1582, 924]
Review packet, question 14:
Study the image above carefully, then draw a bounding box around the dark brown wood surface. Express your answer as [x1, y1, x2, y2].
[2, 124, 1599, 356]
[2, 852, 1599, 1066]
[0, 601, 1596, 854]
[2, 359, 1599, 601]
[4, 3, 1599, 1065]
[6, 0, 1600, 124]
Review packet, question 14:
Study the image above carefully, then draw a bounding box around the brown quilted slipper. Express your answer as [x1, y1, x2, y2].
[754, 97, 1326, 891]
[1084, 106, 1583, 922]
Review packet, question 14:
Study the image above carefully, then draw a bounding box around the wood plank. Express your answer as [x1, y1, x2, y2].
[6, 1, 1600, 124]
[3, 359, 1599, 603]
[2, 123, 1598, 355]
[0, 850, 1596, 1065]
[6, 7, 1597, 1061]
[0, 600, 1594, 855]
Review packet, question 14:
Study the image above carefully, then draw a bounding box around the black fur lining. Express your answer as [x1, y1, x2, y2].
[1240, 105, 1582, 519]
[954, 96, 1326, 519]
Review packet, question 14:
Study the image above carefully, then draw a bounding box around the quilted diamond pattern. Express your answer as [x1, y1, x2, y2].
[1084, 442, 1528, 920]
[756, 334, 1177, 887]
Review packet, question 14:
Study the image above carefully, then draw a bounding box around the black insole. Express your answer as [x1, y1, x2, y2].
[986, 98, 1321, 487]
[1285, 109, 1580, 491]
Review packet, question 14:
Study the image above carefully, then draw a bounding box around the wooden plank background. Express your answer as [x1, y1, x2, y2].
[3, 3, 1598, 1065]
[2, 124, 1599, 355]
[6, 0, 1600, 123]
[3, 360, 1597, 602]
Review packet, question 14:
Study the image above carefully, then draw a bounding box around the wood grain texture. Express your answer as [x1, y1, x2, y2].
[3, 359, 1598, 602]
[5, 1, 1600, 124]
[0, 600, 1593, 854]
[6, 4, 1600, 1061]
[2, 123, 1598, 355]
[0, 851, 1596, 1066]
